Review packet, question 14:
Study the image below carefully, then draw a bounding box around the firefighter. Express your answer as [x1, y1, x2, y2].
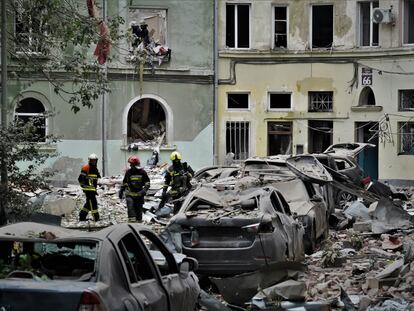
[160, 151, 194, 214]
[78, 153, 101, 221]
[119, 155, 150, 222]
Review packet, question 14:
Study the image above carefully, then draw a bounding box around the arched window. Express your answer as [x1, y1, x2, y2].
[15, 97, 46, 142]
[127, 98, 166, 147]
[358, 87, 376, 106]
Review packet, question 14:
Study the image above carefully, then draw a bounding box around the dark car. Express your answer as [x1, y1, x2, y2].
[0, 222, 200, 311]
[163, 183, 305, 276]
[242, 157, 329, 253]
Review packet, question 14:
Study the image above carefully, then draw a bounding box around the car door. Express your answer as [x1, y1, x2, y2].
[109, 226, 169, 311]
[135, 228, 200, 311]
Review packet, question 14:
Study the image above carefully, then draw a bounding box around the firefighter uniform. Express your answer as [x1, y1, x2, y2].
[119, 158, 150, 222]
[78, 159, 101, 221]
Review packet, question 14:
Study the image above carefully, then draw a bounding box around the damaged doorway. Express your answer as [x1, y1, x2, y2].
[267, 122, 292, 155]
[356, 122, 379, 180]
[127, 98, 166, 146]
[308, 120, 333, 153]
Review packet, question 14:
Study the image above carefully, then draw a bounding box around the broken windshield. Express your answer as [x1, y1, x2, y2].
[0, 240, 98, 281]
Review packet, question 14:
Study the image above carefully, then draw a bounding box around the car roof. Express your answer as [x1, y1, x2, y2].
[0, 222, 148, 242]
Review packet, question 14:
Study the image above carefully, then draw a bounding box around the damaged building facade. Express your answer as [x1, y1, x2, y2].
[4, 0, 214, 182]
[217, 0, 414, 185]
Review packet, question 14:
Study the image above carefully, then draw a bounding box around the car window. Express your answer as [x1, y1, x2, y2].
[270, 192, 285, 213]
[275, 191, 292, 215]
[118, 233, 156, 283]
[274, 180, 309, 202]
[334, 159, 353, 170]
[0, 240, 97, 281]
[138, 230, 178, 276]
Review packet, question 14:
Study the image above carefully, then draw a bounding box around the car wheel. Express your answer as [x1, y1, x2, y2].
[336, 191, 357, 209]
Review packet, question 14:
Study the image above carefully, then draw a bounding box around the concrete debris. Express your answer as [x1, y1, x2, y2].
[366, 298, 414, 311]
[256, 279, 307, 301]
[369, 199, 414, 234]
[382, 235, 403, 251]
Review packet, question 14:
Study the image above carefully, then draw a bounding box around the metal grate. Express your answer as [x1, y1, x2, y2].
[309, 92, 333, 112]
[226, 121, 250, 160]
[400, 122, 414, 154]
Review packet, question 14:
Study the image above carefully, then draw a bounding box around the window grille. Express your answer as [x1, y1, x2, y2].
[399, 90, 414, 111]
[226, 121, 250, 160]
[400, 122, 414, 154]
[309, 92, 333, 112]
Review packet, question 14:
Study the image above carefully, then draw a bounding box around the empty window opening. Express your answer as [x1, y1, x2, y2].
[359, 1, 379, 46]
[404, 0, 414, 44]
[226, 4, 250, 48]
[226, 121, 250, 160]
[274, 6, 287, 48]
[14, 0, 49, 54]
[309, 92, 333, 112]
[127, 98, 166, 147]
[312, 5, 333, 49]
[399, 90, 414, 111]
[308, 120, 333, 153]
[359, 87, 376, 106]
[227, 93, 249, 109]
[399, 122, 414, 154]
[267, 122, 292, 156]
[269, 93, 291, 110]
[15, 97, 46, 142]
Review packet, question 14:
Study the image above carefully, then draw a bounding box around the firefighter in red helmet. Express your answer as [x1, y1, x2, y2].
[78, 153, 101, 221]
[119, 155, 150, 222]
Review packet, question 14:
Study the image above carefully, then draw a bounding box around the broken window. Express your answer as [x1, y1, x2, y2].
[14, 0, 49, 54]
[274, 6, 287, 48]
[267, 122, 292, 155]
[399, 122, 414, 154]
[308, 120, 333, 153]
[308, 92, 333, 112]
[15, 97, 47, 142]
[312, 5, 333, 49]
[269, 93, 291, 110]
[128, 8, 171, 64]
[404, 0, 414, 44]
[127, 98, 166, 148]
[359, 1, 379, 46]
[0, 240, 97, 280]
[226, 3, 250, 48]
[226, 121, 250, 160]
[399, 90, 414, 111]
[227, 93, 249, 109]
[359, 87, 376, 106]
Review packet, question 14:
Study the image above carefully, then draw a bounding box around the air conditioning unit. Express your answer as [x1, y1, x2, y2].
[372, 8, 394, 24]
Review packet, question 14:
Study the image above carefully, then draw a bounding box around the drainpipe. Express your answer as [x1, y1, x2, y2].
[213, 0, 219, 165]
[101, 0, 107, 176]
[0, 0, 8, 225]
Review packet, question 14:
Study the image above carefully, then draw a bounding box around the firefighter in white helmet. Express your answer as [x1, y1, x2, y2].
[78, 153, 101, 221]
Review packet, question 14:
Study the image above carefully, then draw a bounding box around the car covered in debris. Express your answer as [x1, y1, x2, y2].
[0, 222, 200, 311]
[162, 182, 305, 276]
[242, 157, 329, 253]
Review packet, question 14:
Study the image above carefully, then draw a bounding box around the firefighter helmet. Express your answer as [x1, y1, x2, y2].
[128, 155, 140, 166]
[170, 151, 182, 161]
[88, 153, 98, 164]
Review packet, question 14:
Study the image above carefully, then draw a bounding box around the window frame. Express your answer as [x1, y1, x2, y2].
[398, 89, 414, 111]
[268, 92, 292, 111]
[225, 120, 250, 161]
[225, 3, 251, 49]
[308, 91, 334, 112]
[398, 121, 414, 155]
[310, 4, 334, 50]
[226, 92, 250, 111]
[358, 1, 379, 47]
[14, 98, 48, 143]
[403, 0, 414, 45]
[273, 5, 288, 49]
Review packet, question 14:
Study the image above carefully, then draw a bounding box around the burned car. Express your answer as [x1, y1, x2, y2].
[0, 222, 200, 311]
[243, 156, 329, 253]
[163, 183, 305, 276]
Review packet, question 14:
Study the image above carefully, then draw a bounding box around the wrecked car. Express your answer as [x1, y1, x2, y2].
[0, 222, 200, 311]
[162, 183, 305, 276]
[243, 157, 329, 253]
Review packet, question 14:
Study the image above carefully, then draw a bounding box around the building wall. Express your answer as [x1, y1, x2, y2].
[217, 0, 414, 184]
[6, 0, 215, 183]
